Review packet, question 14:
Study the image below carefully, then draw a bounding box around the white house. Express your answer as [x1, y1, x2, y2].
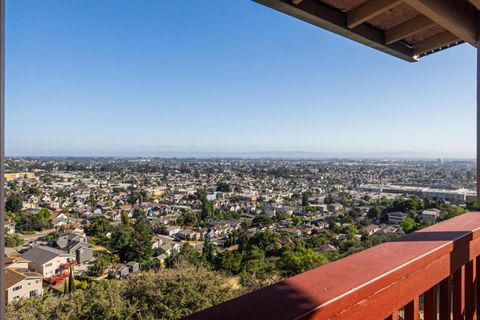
[5, 269, 44, 303]
[21, 246, 72, 277]
[422, 209, 441, 224]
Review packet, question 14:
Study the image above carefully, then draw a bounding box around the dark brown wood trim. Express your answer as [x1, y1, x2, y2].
[253, 0, 417, 62]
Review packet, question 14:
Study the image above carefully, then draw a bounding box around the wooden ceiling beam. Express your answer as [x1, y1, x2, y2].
[468, 0, 480, 10]
[254, 0, 416, 62]
[347, 0, 403, 29]
[385, 15, 435, 44]
[404, 0, 478, 45]
[413, 31, 460, 56]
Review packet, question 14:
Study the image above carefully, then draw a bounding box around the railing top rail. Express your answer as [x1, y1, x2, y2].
[186, 212, 480, 320]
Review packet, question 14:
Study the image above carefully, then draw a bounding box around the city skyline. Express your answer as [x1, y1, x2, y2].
[5, 0, 476, 158]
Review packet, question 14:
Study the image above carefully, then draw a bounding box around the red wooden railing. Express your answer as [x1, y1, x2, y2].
[186, 212, 480, 320]
[60, 261, 77, 270]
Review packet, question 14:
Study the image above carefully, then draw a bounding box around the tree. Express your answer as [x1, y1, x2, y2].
[467, 201, 478, 211]
[343, 224, 359, 240]
[339, 193, 349, 206]
[400, 218, 417, 234]
[324, 194, 335, 204]
[8, 278, 137, 319]
[252, 215, 273, 227]
[63, 279, 68, 294]
[216, 251, 243, 274]
[124, 267, 233, 319]
[445, 205, 467, 219]
[5, 234, 24, 247]
[166, 243, 203, 268]
[216, 181, 231, 192]
[6, 194, 23, 213]
[68, 267, 75, 292]
[277, 247, 328, 277]
[110, 224, 132, 262]
[178, 210, 199, 226]
[120, 210, 130, 225]
[126, 217, 153, 262]
[85, 216, 112, 238]
[45, 232, 58, 241]
[301, 192, 310, 206]
[89, 254, 110, 276]
[202, 239, 216, 263]
[199, 189, 213, 221]
[15, 212, 48, 233]
[291, 215, 303, 226]
[27, 186, 40, 196]
[37, 208, 51, 221]
[111, 217, 153, 263]
[367, 206, 383, 222]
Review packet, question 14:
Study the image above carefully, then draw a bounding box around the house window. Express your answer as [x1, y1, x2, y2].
[45, 263, 53, 268]
[13, 285, 22, 291]
[29, 290, 38, 298]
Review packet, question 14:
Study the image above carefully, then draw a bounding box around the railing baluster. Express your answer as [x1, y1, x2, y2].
[453, 267, 465, 320]
[424, 285, 437, 320]
[404, 298, 419, 320]
[385, 312, 399, 320]
[476, 256, 480, 318]
[440, 277, 451, 320]
[465, 260, 475, 320]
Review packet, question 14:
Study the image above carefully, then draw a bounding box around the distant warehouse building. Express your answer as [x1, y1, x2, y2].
[4, 172, 35, 181]
[358, 184, 476, 204]
[421, 189, 467, 203]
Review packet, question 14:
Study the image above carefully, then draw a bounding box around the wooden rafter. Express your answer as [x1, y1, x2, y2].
[385, 15, 435, 45]
[347, 0, 403, 29]
[413, 31, 460, 55]
[468, 0, 480, 10]
[254, 0, 416, 62]
[404, 0, 477, 45]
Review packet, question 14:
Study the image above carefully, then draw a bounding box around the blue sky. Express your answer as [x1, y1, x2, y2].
[5, 0, 476, 158]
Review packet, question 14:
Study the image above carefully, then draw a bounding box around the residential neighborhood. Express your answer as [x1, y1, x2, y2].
[3, 157, 476, 308]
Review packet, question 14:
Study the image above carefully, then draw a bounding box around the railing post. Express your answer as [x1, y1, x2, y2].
[453, 267, 465, 319]
[440, 277, 451, 320]
[465, 260, 475, 320]
[404, 298, 419, 320]
[477, 46, 480, 209]
[385, 313, 399, 320]
[477, 257, 480, 317]
[424, 286, 437, 320]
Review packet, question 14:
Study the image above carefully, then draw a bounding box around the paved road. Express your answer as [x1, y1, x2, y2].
[20, 229, 55, 243]
[5, 229, 56, 255]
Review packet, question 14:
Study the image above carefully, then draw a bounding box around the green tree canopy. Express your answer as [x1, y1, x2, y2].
[400, 218, 417, 234]
[6, 194, 23, 213]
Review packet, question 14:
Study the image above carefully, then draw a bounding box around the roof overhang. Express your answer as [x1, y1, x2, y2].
[254, 0, 479, 62]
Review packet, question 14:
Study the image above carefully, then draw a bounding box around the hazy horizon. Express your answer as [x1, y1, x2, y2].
[5, 149, 476, 160]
